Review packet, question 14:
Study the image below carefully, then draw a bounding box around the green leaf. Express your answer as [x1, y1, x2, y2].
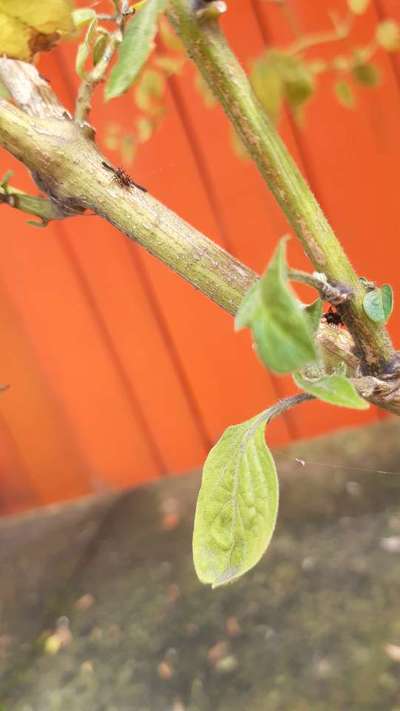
[303, 298, 323, 333]
[134, 68, 165, 113]
[0, 169, 13, 189]
[376, 19, 400, 51]
[72, 8, 96, 28]
[363, 285, 393, 323]
[235, 238, 317, 373]
[352, 61, 380, 86]
[193, 414, 278, 587]
[136, 116, 154, 142]
[159, 16, 183, 52]
[75, 17, 97, 78]
[153, 54, 184, 75]
[348, 0, 370, 14]
[250, 53, 284, 123]
[335, 80, 356, 109]
[294, 372, 369, 410]
[93, 33, 108, 66]
[105, 0, 166, 100]
[250, 50, 314, 123]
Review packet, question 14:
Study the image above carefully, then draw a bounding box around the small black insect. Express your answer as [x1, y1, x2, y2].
[102, 161, 147, 192]
[322, 307, 343, 327]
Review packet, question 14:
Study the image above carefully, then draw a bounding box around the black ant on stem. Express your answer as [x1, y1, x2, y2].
[322, 307, 343, 327]
[101, 161, 147, 192]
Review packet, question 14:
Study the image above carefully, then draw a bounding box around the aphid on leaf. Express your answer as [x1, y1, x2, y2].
[101, 161, 147, 192]
[322, 307, 343, 327]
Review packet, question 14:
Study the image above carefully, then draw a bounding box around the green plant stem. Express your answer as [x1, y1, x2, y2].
[253, 392, 315, 430]
[0, 100, 256, 315]
[166, 0, 395, 372]
[0, 62, 399, 414]
[0, 184, 71, 225]
[75, 33, 120, 124]
[288, 268, 351, 304]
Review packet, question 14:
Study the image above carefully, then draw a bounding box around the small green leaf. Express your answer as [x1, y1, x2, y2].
[105, 0, 167, 100]
[333, 55, 351, 72]
[120, 134, 136, 164]
[363, 285, 393, 323]
[0, 169, 13, 189]
[303, 298, 323, 333]
[72, 8, 96, 28]
[352, 61, 380, 86]
[75, 17, 97, 78]
[153, 55, 184, 75]
[235, 238, 317, 374]
[193, 414, 278, 587]
[134, 68, 165, 114]
[250, 53, 284, 123]
[136, 116, 154, 142]
[250, 50, 314, 123]
[376, 19, 400, 51]
[93, 33, 108, 65]
[294, 372, 369, 410]
[335, 80, 356, 109]
[348, 0, 370, 15]
[283, 61, 315, 114]
[159, 16, 183, 52]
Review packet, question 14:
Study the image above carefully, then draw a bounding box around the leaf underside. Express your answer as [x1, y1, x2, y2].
[193, 416, 279, 588]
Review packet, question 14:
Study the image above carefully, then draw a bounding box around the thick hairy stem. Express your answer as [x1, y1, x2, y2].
[0, 66, 399, 414]
[166, 0, 395, 373]
[0, 100, 255, 314]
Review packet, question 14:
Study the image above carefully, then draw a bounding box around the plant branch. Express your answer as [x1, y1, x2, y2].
[0, 184, 72, 225]
[0, 61, 399, 413]
[166, 0, 396, 374]
[0, 99, 256, 315]
[288, 13, 353, 55]
[0, 58, 68, 119]
[288, 268, 352, 305]
[255, 392, 315, 430]
[75, 34, 120, 125]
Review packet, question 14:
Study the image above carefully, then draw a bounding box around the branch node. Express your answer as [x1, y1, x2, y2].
[195, 1, 227, 21]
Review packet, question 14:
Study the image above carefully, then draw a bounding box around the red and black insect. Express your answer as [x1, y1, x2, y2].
[102, 161, 147, 192]
[322, 307, 343, 327]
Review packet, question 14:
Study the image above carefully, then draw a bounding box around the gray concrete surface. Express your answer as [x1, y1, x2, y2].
[1, 420, 400, 710]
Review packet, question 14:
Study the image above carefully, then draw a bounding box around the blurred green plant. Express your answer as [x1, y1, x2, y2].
[71, 0, 400, 164]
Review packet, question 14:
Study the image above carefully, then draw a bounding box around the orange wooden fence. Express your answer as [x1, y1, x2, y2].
[0, 0, 399, 514]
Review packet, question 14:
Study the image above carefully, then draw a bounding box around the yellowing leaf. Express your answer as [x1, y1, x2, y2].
[250, 50, 314, 123]
[0, 0, 73, 60]
[348, 0, 370, 14]
[134, 69, 165, 114]
[376, 19, 400, 51]
[335, 80, 356, 108]
[159, 16, 183, 52]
